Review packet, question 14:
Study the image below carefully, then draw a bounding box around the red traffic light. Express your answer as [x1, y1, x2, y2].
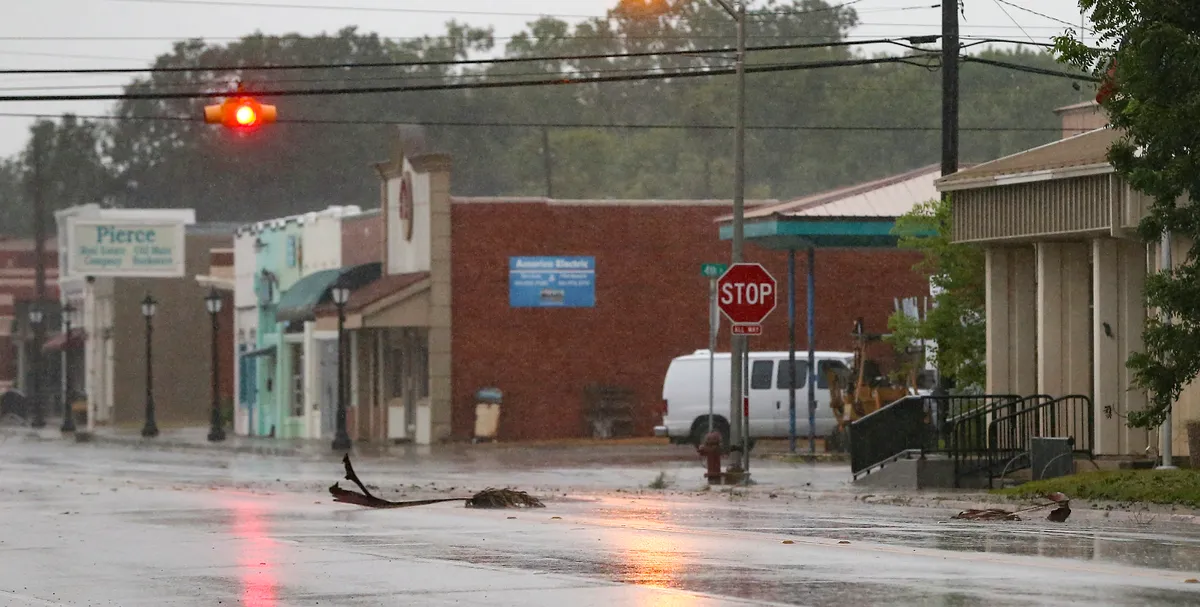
[204, 96, 277, 130]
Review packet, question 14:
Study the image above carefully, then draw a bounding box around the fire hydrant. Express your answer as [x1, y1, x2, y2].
[697, 431, 724, 485]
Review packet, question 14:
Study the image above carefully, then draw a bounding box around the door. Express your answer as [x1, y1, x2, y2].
[747, 359, 776, 438]
[318, 339, 338, 437]
[774, 358, 810, 437]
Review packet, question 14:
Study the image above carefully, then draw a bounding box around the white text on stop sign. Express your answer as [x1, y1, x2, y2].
[720, 282, 774, 306]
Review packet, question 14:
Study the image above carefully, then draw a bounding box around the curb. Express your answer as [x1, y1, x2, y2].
[82, 433, 315, 458]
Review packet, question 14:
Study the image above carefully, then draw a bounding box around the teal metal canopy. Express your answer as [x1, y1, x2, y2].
[275, 262, 382, 323]
[717, 217, 904, 250]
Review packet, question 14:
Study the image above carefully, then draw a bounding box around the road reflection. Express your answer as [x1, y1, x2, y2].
[231, 500, 278, 607]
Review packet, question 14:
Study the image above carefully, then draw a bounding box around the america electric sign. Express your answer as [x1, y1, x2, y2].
[68, 221, 186, 278]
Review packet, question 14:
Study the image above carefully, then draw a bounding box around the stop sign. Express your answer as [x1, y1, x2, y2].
[717, 263, 778, 325]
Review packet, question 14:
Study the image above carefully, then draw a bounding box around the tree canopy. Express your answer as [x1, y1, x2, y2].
[886, 196, 986, 390]
[1057, 1, 1200, 429]
[1, 0, 1089, 227]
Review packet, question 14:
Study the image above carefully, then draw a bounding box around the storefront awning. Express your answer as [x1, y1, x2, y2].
[42, 328, 86, 353]
[241, 345, 277, 358]
[275, 262, 382, 323]
[313, 271, 431, 331]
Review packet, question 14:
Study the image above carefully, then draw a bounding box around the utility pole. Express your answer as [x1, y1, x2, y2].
[542, 127, 554, 198]
[936, 0, 959, 398]
[30, 130, 46, 429]
[941, 0, 959, 177]
[1158, 231, 1176, 469]
[715, 0, 748, 469]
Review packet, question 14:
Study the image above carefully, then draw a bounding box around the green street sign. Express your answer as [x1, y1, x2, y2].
[701, 263, 728, 279]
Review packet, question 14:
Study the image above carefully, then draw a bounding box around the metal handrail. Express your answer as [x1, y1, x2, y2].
[946, 394, 1053, 488]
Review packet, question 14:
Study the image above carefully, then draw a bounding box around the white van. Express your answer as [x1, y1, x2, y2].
[654, 349, 856, 446]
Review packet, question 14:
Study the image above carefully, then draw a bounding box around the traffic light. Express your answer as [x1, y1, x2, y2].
[204, 96, 277, 130]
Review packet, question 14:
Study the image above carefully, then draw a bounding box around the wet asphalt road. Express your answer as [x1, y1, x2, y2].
[3, 437, 1200, 606]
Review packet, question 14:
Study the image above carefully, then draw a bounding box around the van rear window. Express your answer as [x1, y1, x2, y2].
[818, 360, 849, 389]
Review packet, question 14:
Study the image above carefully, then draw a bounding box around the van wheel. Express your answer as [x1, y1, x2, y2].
[689, 417, 729, 449]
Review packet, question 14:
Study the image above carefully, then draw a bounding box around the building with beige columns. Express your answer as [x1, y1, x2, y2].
[934, 102, 1188, 459]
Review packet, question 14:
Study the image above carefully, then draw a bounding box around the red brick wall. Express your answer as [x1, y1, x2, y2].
[449, 201, 929, 441]
[341, 211, 383, 268]
[0, 238, 60, 390]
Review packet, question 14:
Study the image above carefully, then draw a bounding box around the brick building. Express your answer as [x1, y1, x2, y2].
[299, 131, 931, 444]
[0, 236, 60, 397]
[449, 199, 926, 440]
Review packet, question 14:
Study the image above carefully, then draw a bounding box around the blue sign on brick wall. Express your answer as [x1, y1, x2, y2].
[509, 256, 595, 308]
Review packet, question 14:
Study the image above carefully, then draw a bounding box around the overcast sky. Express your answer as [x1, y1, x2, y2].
[0, 0, 1095, 158]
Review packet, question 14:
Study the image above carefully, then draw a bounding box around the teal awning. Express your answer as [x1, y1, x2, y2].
[241, 345, 277, 358]
[718, 217, 917, 250]
[275, 262, 382, 323]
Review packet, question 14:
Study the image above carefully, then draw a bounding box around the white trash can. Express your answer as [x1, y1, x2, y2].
[473, 388, 503, 443]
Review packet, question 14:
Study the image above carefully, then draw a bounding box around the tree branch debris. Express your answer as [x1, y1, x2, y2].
[328, 455, 546, 509]
[952, 492, 1071, 522]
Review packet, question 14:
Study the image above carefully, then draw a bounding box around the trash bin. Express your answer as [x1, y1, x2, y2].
[473, 388, 503, 444]
[0, 389, 28, 423]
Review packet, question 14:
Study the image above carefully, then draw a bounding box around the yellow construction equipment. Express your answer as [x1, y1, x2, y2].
[826, 317, 920, 451]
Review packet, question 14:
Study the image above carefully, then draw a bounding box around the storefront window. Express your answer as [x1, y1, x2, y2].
[290, 343, 304, 417]
[389, 345, 404, 399]
[415, 330, 429, 399]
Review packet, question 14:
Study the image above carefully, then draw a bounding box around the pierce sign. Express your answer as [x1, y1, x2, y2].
[717, 263, 777, 332]
[68, 220, 186, 278]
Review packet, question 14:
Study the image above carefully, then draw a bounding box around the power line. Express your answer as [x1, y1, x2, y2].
[106, 0, 864, 21]
[0, 27, 1088, 45]
[0, 50, 1100, 103]
[990, 0, 1036, 44]
[992, 0, 1094, 34]
[0, 55, 935, 102]
[0, 63, 735, 92]
[0, 38, 907, 76]
[0, 111, 1066, 132]
[962, 55, 1098, 82]
[0, 34, 1071, 80]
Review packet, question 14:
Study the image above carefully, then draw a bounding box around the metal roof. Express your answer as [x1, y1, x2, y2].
[718, 164, 942, 223]
[936, 127, 1119, 191]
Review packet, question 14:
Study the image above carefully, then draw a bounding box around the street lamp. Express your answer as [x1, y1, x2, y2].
[205, 288, 226, 442]
[140, 294, 159, 438]
[714, 0, 749, 471]
[59, 302, 77, 433]
[330, 278, 352, 451]
[28, 303, 45, 429]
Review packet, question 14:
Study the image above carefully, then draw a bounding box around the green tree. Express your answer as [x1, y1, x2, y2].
[1056, 2, 1200, 429]
[3, 1, 1095, 221]
[0, 157, 24, 234]
[886, 197, 986, 390]
[0, 116, 116, 236]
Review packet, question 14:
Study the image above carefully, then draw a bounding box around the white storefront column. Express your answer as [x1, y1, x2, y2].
[1092, 238, 1149, 455]
[985, 246, 1038, 395]
[1036, 242, 1091, 397]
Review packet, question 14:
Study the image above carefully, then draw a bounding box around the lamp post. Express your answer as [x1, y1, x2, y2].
[714, 0, 748, 466]
[140, 294, 159, 438]
[28, 304, 45, 428]
[330, 278, 352, 451]
[205, 288, 226, 442]
[59, 302, 77, 433]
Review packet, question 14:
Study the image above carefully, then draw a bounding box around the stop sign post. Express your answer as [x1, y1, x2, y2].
[717, 263, 778, 335]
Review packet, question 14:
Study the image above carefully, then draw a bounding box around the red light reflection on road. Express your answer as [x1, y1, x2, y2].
[231, 500, 279, 606]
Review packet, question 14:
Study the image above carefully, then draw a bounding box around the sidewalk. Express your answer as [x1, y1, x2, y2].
[1, 422, 330, 457]
[0, 422, 847, 463]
